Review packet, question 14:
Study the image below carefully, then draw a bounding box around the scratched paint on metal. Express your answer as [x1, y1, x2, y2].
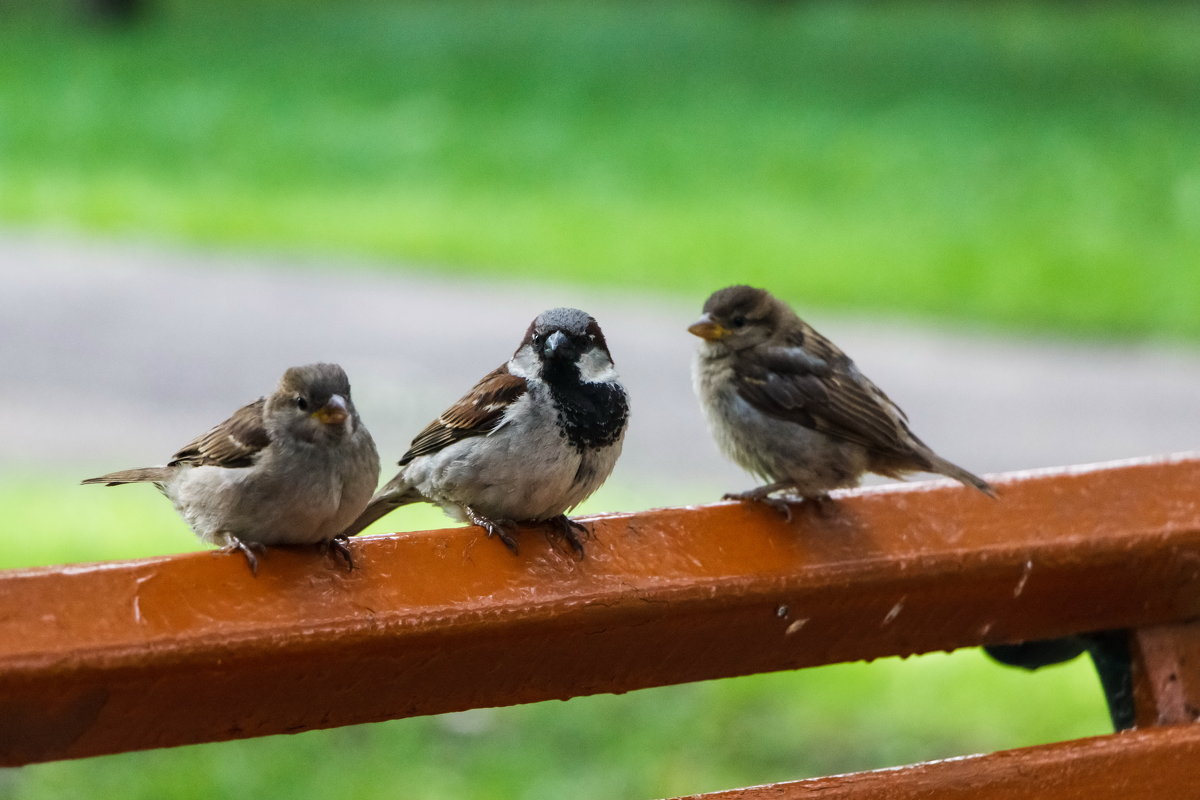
[673, 724, 1200, 800]
[0, 454, 1197, 764]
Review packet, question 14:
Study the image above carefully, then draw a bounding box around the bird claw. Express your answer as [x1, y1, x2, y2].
[723, 490, 796, 522]
[220, 536, 264, 576]
[326, 534, 356, 571]
[466, 507, 519, 555]
[486, 523, 520, 554]
[806, 493, 838, 518]
[545, 515, 589, 559]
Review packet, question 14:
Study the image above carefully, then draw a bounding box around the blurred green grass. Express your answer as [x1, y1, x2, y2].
[2, 477, 1111, 798]
[0, 1, 1158, 794]
[5, 653, 1109, 800]
[2, 0, 1199, 338]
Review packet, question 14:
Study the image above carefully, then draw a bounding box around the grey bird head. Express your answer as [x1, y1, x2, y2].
[266, 362, 360, 443]
[688, 285, 784, 351]
[515, 307, 617, 383]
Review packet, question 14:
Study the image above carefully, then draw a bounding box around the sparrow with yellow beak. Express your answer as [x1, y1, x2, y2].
[689, 286, 993, 517]
[84, 363, 380, 573]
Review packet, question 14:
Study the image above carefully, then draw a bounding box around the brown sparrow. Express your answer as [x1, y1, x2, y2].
[83, 363, 380, 573]
[343, 308, 629, 556]
[689, 285, 993, 517]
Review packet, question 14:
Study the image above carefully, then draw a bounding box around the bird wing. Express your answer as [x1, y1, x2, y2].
[734, 339, 918, 461]
[168, 398, 272, 469]
[399, 365, 528, 465]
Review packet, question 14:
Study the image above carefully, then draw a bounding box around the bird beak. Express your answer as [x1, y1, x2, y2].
[688, 313, 730, 341]
[313, 394, 349, 426]
[543, 329, 574, 360]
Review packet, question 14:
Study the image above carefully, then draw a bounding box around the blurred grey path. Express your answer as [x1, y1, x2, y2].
[2, 232, 1196, 507]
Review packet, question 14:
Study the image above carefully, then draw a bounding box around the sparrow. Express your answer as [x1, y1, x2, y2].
[342, 307, 629, 556]
[689, 285, 993, 517]
[83, 363, 380, 574]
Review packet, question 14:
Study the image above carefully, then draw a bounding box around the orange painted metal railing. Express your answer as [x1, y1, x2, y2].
[1, 454, 1198, 796]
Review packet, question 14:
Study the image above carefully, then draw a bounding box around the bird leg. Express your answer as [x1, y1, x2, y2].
[324, 534, 356, 572]
[465, 506, 520, 555]
[544, 515, 590, 559]
[219, 535, 264, 576]
[723, 482, 798, 522]
[805, 493, 839, 518]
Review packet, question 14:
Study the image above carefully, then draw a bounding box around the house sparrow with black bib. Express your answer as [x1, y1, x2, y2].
[342, 307, 629, 556]
[83, 363, 380, 574]
[689, 286, 993, 517]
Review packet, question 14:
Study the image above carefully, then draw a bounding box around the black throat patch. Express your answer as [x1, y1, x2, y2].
[543, 361, 628, 452]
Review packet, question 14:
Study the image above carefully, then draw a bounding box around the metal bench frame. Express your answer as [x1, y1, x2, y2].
[2, 454, 1197, 797]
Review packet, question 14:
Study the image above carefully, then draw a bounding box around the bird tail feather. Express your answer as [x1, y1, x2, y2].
[81, 468, 172, 486]
[340, 491, 417, 537]
[926, 454, 996, 498]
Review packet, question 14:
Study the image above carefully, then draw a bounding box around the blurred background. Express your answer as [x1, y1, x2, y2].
[2, 0, 1198, 798]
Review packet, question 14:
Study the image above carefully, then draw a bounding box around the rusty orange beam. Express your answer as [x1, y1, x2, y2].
[0, 453, 1199, 765]
[674, 723, 1200, 799]
[1132, 620, 1200, 728]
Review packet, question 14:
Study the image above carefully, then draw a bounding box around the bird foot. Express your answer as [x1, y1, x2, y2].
[806, 493, 838, 518]
[220, 536, 265, 576]
[723, 488, 797, 522]
[324, 534, 356, 572]
[722, 487, 837, 522]
[544, 515, 589, 559]
[465, 507, 520, 555]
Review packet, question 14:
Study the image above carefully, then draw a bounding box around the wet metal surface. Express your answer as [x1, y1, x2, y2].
[677, 724, 1200, 800]
[1132, 620, 1200, 728]
[0, 454, 1197, 764]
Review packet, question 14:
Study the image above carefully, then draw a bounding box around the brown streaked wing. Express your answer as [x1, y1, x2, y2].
[734, 341, 918, 461]
[168, 398, 271, 469]
[399, 365, 527, 465]
[783, 321, 909, 420]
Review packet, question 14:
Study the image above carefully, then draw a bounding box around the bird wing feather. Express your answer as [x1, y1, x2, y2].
[734, 339, 923, 463]
[168, 398, 272, 469]
[399, 365, 528, 465]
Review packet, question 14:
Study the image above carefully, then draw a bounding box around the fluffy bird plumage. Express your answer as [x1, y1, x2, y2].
[343, 307, 629, 555]
[689, 286, 993, 514]
[83, 363, 381, 572]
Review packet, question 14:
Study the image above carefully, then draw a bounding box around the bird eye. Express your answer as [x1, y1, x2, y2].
[296, 397, 309, 411]
[731, 314, 747, 328]
[532, 332, 542, 345]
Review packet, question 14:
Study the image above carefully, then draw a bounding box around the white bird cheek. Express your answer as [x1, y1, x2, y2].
[577, 348, 617, 384]
[507, 346, 540, 379]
